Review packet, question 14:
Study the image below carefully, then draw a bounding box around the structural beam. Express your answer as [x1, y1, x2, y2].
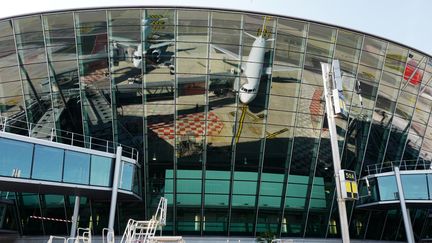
[70, 196, 80, 238]
[321, 62, 350, 243]
[108, 146, 123, 232]
[394, 167, 415, 243]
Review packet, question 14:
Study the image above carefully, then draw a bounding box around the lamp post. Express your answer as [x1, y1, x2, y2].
[321, 62, 350, 243]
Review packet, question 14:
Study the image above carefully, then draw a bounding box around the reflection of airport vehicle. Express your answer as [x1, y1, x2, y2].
[112, 16, 174, 69]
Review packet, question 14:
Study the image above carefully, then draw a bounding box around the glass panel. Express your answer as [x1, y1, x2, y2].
[120, 161, 134, 191]
[281, 211, 303, 236]
[177, 179, 202, 193]
[63, 150, 90, 184]
[0, 20, 13, 38]
[32, 145, 64, 181]
[362, 36, 386, 56]
[0, 138, 33, 178]
[14, 15, 55, 135]
[401, 174, 428, 199]
[17, 193, 44, 235]
[307, 23, 336, 43]
[41, 194, 67, 235]
[205, 179, 229, 194]
[75, 10, 113, 142]
[360, 51, 384, 69]
[365, 211, 386, 240]
[334, 45, 361, 64]
[377, 176, 397, 201]
[43, 11, 82, 135]
[90, 155, 112, 187]
[306, 39, 334, 57]
[336, 30, 363, 49]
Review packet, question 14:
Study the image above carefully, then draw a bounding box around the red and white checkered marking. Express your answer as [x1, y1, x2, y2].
[309, 89, 323, 129]
[80, 69, 108, 84]
[147, 112, 224, 141]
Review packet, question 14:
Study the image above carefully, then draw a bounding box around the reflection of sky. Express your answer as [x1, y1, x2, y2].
[1, 0, 431, 55]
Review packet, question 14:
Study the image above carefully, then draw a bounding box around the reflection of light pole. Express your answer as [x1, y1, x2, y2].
[321, 62, 350, 243]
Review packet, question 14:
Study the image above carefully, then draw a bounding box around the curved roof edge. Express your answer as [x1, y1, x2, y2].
[1, 1, 431, 57]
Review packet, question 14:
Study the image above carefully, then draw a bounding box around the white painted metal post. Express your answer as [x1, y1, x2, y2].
[108, 146, 123, 232]
[70, 196, 80, 238]
[394, 167, 415, 243]
[321, 62, 350, 243]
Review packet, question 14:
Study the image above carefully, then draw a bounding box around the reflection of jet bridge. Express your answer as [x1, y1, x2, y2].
[30, 89, 81, 138]
[115, 72, 236, 98]
[84, 85, 113, 138]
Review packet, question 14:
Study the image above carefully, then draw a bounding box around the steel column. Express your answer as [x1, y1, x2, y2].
[108, 146, 123, 231]
[394, 167, 415, 243]
[70, 196, 80, 238]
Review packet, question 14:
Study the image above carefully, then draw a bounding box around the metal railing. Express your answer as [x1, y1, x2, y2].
[366, 159, 432, 175]
[0, 115, 139, 161]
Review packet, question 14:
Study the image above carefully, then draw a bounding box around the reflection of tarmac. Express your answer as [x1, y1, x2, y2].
[147, 112, 224, 142]
[234, 105, 247, 144]
[81, 69, 108, 84]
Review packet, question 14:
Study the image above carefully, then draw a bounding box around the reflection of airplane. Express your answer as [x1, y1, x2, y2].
[211, 17, 292, 104]
[211, 28, 268, 103]
[111, 16, 174, 69]
[117, 17, 294, 104]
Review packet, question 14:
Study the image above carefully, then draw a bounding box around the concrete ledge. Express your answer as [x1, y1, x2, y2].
[0, 235, 406, 243]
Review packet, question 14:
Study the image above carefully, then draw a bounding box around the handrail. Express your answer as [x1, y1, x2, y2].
[47, 236, 67, 243]
[366, 159, 432, 175]
[103, 228, 115, 243]
[0, 115, 139, 161]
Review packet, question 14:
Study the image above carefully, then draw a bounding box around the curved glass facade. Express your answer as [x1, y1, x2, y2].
[0, 7, 432, 240]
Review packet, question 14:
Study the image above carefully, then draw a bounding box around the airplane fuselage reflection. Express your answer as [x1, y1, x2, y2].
[239, 35, 266, 104]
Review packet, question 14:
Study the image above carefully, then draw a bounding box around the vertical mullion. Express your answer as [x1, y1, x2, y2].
[378, 44, 413, 165]
[303, 28, 338, 238]
[401, 61, 432, 165]
[106, 10, 118, 145]
[279, 20, 310, 238]
[362, 210, 372, 240]
[200, 10, 211, 236]
[253, 16, 278, 237]
[11, 19, 30, 133]
[415, 97, 432, 166]
[173, 9, 178, 235]
[340, 35, 365, 235]
[141, 9, 149, 221]
[379, 211, 389, 240]
[227, 13, 244, 236]
[38, 194, 46, 235]
[40, 14, 56, 136]
[72, 12, 88, 142]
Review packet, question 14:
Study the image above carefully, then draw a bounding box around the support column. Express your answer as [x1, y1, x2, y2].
[70, 196, 80, 238]
[394, 167, 415, 243]
[108, 146, 123, 232]
[321, 62, 350, 243]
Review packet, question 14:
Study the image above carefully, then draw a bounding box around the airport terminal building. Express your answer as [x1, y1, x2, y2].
[0, 6, 432, 241]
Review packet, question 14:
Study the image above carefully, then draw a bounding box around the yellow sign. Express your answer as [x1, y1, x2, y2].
[339, 170, 358, 200]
